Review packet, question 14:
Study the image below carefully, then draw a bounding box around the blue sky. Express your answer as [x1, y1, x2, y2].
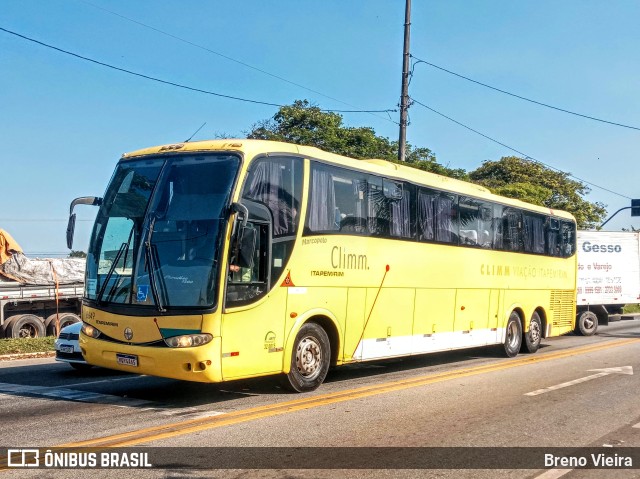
[1, 0, 638, 256]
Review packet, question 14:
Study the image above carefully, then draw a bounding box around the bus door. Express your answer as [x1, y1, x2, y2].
[220, 152, 303, 379]
[221, 213, 287, 380]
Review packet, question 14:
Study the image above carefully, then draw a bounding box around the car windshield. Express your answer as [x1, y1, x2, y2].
[85, 154, 240, 309]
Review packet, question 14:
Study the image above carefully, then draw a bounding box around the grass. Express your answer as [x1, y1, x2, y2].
[0, 337, 55, 355]
[623, 304, 640, 314]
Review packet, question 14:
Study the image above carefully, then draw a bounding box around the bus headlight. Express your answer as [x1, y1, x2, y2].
[164, 333, 213, 348]
[81, 323, 102, 339]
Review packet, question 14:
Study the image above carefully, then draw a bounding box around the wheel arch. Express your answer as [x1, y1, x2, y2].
[507, 305, 525, 326]
[282, 309, 342, 374]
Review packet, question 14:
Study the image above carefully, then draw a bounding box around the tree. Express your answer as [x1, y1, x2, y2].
[247, 100, 466, 179]
[68, 250, 87, 258]
[469, 156, 607, 229]
[247, 101, 606, 228]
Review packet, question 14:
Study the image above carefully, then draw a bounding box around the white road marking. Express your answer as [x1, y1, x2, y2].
[0, 381, 225, 417]
[633, 422, 640, 429]
[525, 366, 633, 396]
[160, 409, 224, 419]
[0, 381, 155, 408]
[66, 375, 147, 387]
[534, 469, 572, 479]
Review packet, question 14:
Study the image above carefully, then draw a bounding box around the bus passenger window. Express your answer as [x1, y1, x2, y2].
[243, 157, 302, 238]
[523, 214, 545, 254]
[458, 197, 480, 246]
[491, 204, 504, 249]
[501, 209, 522, 251]
[307, 167, 338, 232]
[435, 193, 458, 243]
[545, 218, 558, 255]
[368, 178, 413, 239]
[560, 221, 576, 257]
[306, 163, 367, 234]
[459, 229, 478, 245]
[417, 189, 457, 243]
[417, 190, 435, 241]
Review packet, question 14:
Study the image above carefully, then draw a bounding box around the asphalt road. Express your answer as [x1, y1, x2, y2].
[2, 319, 640, 479]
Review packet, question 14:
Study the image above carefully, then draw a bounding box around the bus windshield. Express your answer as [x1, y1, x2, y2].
[85, 154, 240, 310]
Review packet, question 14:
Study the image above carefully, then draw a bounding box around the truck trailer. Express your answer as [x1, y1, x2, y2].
[0, 230, 84, 338]
[575, 230, 640, 336]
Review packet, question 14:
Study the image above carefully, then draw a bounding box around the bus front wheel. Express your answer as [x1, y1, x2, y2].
[282, 322, 330, 393]
[523, 312, 542, 354]
[501, 312, 522, 358]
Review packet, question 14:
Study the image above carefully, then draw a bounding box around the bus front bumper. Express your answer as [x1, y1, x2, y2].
[79, 334, 223, 383]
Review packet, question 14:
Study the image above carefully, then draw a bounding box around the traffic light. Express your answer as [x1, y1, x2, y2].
[632, 199, 640, 217]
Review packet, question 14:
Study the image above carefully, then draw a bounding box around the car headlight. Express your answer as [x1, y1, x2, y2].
[81, 322, 102, 339]
[164, 333, 212, 348]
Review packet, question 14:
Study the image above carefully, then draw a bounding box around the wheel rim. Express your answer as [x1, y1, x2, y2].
[584, 315, 596, 331]
[60, 319, 75, 329]
[530, 320, 541, 344]
[19, 324, 37, 338]
[507, 319, 519, 349]
[295, 335, 323, 380]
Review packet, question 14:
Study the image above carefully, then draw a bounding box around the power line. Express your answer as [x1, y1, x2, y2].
[0, 219, 93, 222]
[24, 252, 77, 257]
[0, 27, 395, 115]
[410, 55, 640, 132]
[78, 0, 362, 109]
[410, 97, 632, 200]
[74, 0, 399, 124]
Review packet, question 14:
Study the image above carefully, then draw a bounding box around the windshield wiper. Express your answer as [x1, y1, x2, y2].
[145, 215, 167, 313]
[96, 241, 128, 305]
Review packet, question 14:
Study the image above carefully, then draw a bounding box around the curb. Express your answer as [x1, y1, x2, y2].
[0, 351, 55, 361]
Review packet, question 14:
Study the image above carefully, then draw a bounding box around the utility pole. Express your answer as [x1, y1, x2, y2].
[398, 0, 411, 162]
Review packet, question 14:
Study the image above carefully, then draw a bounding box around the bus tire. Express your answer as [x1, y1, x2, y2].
[282, 322, 331, 393]
[45, 313, 81, 336]
[6, 314, 45, 339]
[523, 312, 542, 354]
[575, 311, 598, 336]
[501, 311, 522, 358]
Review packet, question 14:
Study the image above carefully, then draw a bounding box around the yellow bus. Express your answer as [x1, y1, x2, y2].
[68, 139, 577, 392]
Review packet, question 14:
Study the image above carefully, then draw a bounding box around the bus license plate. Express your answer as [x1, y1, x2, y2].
[60, 345, 74, 354]
[116, 353, 138, 367]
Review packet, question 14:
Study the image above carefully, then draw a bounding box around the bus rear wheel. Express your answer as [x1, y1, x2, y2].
[282, 322, 330, 393]
[523, 312, 542, 354]
[500, 311, 522, 358]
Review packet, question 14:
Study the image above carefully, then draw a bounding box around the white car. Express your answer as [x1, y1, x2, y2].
[55, 321, 92, 370]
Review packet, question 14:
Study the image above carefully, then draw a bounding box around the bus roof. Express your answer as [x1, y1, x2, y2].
[122, 139, 575, 222]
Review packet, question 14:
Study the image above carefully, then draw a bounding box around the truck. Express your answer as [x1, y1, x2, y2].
[575, 230, 640, 336]
[0, 230, 84, 338]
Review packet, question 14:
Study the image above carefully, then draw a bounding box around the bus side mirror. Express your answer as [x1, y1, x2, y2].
[230, 202, 249, 227]
[66, 214, 77, 250]
[237, 226, 256, 269]
[67, 196, 103, 249]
